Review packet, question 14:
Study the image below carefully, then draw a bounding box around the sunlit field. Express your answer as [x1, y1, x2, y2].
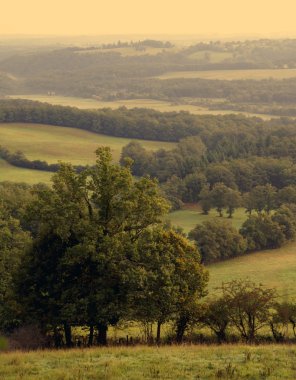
[157, 68, 296, 80]
[0, 123, 175, 165]
[1, 345, 296, 379]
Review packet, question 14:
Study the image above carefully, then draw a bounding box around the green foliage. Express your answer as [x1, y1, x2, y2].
[240, 214, 286, 251]
[189, 219, 246, 263]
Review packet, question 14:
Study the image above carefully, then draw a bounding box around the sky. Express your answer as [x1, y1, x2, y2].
[2, 0, 296, 37]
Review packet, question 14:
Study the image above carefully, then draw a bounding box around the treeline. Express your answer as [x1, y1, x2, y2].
[0, 146, 86, 173]
[0, 99, 266, 142]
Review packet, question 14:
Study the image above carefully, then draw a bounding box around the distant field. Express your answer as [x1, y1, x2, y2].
[0, 123, 175, 165]
[167, 204, 247, 234]
[208, 241, 296, 300]
[8, 95, 273, 120]
[76, 46, 178, 57]
[1, 345, 296, 379]
[158, 68, 296, 80]
[0, 159, 52, 184]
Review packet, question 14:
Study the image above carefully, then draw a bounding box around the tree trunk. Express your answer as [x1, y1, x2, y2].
[175, 316, 188, 343]
[97, 323, 108, 346]
[63, 322, 73, 348]
[216, 330, 227, 344]
[88, 325, 94, 346]
[156, 321, 162, 345]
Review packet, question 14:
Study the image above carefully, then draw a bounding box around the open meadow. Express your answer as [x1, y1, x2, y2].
[1, 345, 296, 379]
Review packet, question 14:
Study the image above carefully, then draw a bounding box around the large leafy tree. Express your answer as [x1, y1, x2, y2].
[18, 147, 169, 346]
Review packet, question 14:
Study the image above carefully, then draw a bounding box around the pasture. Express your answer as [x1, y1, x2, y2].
[0, 123, 175, 165]
[157, 68, 296, 80]
[208, 241, 296, 299]
[1, 345, 296, 379]
[167, 204, 247, 234]
[0, 159, 52, 184]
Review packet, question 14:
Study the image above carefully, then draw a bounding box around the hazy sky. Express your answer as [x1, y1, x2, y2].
[2, 0, 296, 37]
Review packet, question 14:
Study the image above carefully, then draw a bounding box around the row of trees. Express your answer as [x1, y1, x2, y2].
[0, 146, 86, 173]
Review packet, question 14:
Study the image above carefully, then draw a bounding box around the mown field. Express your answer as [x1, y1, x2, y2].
[157, 68, 296, 80]
[0, 123, 175, 165]
[8, 95, 273, 119]
[1, 345, 296, 379]
[167, 204, 247, 233]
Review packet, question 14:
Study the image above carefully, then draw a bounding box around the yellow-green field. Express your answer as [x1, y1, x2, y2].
[1, 345, 296, 379]
[166, 204, 247, 234]
[208, 241, 296, 299]
[0, 123, 175, 165]
[157, 68, 296, 80]
[0, 159, 52, 184]
[8, 95, 273, 119]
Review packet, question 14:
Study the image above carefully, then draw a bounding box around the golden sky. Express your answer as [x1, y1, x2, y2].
[2, 0, 296, 37]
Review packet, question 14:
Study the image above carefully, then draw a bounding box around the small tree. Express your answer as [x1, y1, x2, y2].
[199, 297, 230, 343]
[221, 280, 276, 342]
[199, 184, 212, 215]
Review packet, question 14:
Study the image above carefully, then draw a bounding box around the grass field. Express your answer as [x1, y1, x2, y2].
[1, 345, 296, 379]
[8, 95, 274, 120]
[208, 241, 296, 299]
[166, 204, 247, 234]
[0, 123, 175, 165]
[157, 68, 296, 80]
[0, 159, 52, 184]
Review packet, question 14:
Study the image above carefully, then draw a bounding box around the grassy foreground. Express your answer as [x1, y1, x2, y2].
[1, 345, 296, 379]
